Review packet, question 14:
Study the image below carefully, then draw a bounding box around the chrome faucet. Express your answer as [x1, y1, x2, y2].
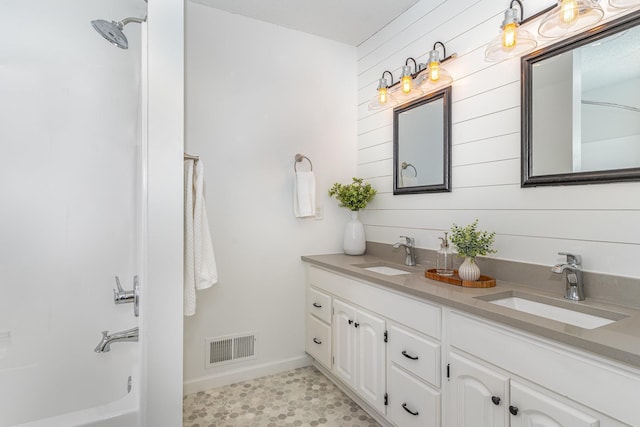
[94, 327, 139, 353]
[393, 236, 416, 266]
[552, 252, 584, 301]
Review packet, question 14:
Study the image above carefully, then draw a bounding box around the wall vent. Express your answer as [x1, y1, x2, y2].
[205, 332, 257, 368]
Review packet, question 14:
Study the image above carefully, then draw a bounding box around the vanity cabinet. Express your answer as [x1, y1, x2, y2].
[332, 298, 386, 413]
[446, 310, 635, 426]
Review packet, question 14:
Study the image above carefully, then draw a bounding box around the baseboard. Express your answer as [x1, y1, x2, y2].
[183, 354, 312, 395]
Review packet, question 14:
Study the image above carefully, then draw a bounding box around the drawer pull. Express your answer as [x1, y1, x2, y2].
[509, 405, 519, 416]
[354, 322, 360, 328]
[312, 338, 322, 345]
[348, 319, 353, 325]
[312, 303, 322, 308]
[491, 396, 501, 406]
[401, 350, 419, 360]
[401, 403, 419, 416]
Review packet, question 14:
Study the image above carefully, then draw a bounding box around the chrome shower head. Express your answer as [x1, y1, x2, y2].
[91, 16, 146, 50]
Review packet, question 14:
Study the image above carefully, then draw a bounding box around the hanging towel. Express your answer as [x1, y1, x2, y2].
[184, 158, 218, 316]
[293, 171, 316, 218]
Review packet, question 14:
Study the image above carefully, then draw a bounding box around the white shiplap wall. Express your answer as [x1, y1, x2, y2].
[357, 0, 640, 278]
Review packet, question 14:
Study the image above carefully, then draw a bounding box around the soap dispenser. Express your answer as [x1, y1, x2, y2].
[436, 232, 454, 276]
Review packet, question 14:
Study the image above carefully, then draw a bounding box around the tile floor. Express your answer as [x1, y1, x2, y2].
[183, 366, 381, 427]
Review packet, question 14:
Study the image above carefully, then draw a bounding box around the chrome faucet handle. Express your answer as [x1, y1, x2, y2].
[113, 276, 140, 317]
[558, 252, 582, 266]
[400, 236, 415, 246]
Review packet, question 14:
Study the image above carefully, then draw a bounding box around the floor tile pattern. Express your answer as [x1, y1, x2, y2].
[183, 366, 381, 427]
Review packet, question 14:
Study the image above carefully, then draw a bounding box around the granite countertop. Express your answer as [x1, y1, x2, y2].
[302, 253, 640, 369]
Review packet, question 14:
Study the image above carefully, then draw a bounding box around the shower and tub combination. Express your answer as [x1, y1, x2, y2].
[1, 2, 147, 426]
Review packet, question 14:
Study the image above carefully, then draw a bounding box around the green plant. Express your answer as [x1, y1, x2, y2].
[328, 177, 377, 211]
[449, 219, 497, 258]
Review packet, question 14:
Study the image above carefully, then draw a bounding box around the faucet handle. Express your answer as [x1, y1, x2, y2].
[400, 236, 415, 246]
[558, 252, 582, 265]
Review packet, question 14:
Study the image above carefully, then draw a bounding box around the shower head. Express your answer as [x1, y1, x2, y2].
[91, 16, 146, 50]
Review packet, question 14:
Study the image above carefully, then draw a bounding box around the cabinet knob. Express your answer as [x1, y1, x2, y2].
[509, 405, 519, 416]
[312, 302, 322, 308]
[401, 403, 419, 416]
[348, 319, 353, 325]
[354, 322, 360, 328]
[491, 396, 501, 406]
[401, 350, 419, 360]
[312, 338, 322, 345]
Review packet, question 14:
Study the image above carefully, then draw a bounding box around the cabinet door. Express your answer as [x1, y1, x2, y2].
[356, 308, 386, 413]
[332, 299, 357, 387]
[448, 351, 509, 427]
[510, 381, 599, 427]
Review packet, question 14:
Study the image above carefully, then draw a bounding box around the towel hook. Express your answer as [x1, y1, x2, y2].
[294, 154, 313, 172]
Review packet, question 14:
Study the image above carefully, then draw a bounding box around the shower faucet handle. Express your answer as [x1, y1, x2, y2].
[113, 275, 140, 317]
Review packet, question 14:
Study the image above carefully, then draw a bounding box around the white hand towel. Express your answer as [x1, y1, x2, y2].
[193, 160, 218, 290]
[293, 171, 316, 218]
[184, 159, 218, 317]
[184, 159, 197, 316]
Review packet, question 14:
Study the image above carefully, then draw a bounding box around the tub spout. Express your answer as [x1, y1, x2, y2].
[95, 327, 138, 353]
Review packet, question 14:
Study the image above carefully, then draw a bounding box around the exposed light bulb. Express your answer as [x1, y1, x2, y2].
[561, 0, 578, 24]
[401, 75, 412, 93]
[502, 22, 518, 48]
[429, 62, 440, 81]
[378, 87, 388, 104]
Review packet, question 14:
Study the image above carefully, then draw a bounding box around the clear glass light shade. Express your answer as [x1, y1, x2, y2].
[538, 0, 604, 38]
[416, 50, 453, 93]
[485, 27, 537, 61]
[389, 83, 424, 104]
[367, 86, 398, 111]
[608, 0, 640, 7]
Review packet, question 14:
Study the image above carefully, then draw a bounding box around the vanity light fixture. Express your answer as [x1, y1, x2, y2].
[538, 0, 604, 38]
[390, 57, 423, 102]
[485, 0, 538, 62]
[367, 71, 399, 111]
[418, 42, 454, 93]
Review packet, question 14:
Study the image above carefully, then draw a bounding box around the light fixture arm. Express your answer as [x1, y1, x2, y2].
[509, 0, 524, 22]
[405, 57, 418, 73]
[432, 41, 457, 63]
[381, 70, 394, 86]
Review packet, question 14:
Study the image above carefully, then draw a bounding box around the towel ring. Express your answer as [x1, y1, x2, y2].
[294, 154, 313, 172]
[401, 162, 417, 177]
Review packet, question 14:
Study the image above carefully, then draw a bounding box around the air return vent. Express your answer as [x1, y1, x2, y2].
[205, 332, 257, 368]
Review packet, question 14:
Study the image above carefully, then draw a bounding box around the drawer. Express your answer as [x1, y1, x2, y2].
[389, 323, 441, 387]
[388, 364, 440, 427]
[307, 287, 331, 324]
[306, 315, 331, 369]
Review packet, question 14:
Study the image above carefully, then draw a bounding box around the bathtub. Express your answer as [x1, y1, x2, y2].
[1, 344, 139, 427]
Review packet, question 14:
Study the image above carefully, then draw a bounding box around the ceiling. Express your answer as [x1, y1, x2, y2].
[189, 0, 422, 46]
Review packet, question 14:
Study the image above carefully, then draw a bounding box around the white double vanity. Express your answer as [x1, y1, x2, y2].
[303, 254, 640, 427]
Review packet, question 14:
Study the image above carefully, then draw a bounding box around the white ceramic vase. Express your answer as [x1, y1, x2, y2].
[458, 256, 481, 281]
[343, 210, 366, 255]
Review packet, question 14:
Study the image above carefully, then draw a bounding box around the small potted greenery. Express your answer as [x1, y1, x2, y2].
[328, 177, 376, 255]
[449, 219, 496, 281]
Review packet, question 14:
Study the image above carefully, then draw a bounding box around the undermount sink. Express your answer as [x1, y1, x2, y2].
[354, 262, 413, 276]
[478, 292, 628, 330]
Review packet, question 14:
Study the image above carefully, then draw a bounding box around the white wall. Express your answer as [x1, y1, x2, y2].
[0, 0, 144, 424]
[357, 0, 640, 278]
[183, 3, 357, 390]
[142, 0, 185, 426]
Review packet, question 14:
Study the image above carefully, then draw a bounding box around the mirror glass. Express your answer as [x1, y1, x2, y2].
[393, 87, 451, 194]
[522, 12, 640, 186]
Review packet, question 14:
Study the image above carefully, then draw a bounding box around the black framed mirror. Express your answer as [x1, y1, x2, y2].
[393, 87, 452, 194]
[522, 10, 640, 187]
